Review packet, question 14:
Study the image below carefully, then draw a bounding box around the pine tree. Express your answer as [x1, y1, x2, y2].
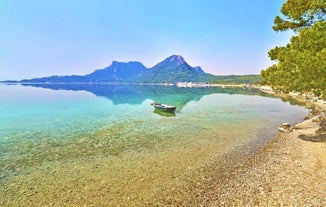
[261, 0, 326, 98]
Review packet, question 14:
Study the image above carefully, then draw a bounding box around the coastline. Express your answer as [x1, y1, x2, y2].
[1, 85, 325, 206]
[207, 91, 326, 206]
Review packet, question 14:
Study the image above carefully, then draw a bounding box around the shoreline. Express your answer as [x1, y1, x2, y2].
[207, 92, 326, 206]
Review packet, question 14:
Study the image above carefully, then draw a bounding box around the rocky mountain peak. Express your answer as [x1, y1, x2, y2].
[194, 66, 205, 74]
[167, 55, 186, 65]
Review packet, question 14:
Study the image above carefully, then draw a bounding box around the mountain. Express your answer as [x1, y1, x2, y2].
[137, 55, 211, 83]
[21, 61, 147, 83]
[194, 66, 205, 74]
[85, 61, 147, 82]
[21, 55, 210, 83]
[17, 55, 260, 84]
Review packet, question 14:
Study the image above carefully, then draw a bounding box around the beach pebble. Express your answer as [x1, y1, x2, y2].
[281, 123, 291, 127]
[279, 123, 291, 133]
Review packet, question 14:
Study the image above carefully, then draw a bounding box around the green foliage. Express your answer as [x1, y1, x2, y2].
[136, 65, 211, 83]
[209, 75, 261, 85]
[261, 0, 326, 98]
[273, 0, 326, 32]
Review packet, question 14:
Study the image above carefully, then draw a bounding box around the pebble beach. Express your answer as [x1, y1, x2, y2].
[204, 94, 326, 206]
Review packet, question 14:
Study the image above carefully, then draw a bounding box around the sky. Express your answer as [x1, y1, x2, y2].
[0, 0, 293, 80]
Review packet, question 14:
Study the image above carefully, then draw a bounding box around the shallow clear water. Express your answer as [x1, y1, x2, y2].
[0, 83, 308, 205]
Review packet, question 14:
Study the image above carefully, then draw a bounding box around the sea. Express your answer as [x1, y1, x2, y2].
[0, 83, 308, 206]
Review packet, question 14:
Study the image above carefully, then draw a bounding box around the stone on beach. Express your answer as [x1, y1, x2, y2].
[278, 122, 291, 133]
[294, 113, 326, 130]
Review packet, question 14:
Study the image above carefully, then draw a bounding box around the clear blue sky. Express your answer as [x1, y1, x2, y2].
[0, 0, 292, 80]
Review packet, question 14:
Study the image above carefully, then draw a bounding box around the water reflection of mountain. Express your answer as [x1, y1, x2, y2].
[21, 83, 261, 109]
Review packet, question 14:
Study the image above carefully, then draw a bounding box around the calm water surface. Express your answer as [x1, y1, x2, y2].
[0, 84, 308, 206]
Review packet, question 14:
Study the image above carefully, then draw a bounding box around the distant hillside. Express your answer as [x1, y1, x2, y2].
[208, 75, 261, 85]
[21, 61, 147, 83]
[137, 55, 212, 83]
[18, 54, 260, 84]
[85, 61, 147, 82]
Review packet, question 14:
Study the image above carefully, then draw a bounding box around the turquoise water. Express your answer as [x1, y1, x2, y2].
[0, 83, 308, 206]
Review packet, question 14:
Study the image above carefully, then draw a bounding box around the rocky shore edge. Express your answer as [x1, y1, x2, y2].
[212, 89, 326, 206]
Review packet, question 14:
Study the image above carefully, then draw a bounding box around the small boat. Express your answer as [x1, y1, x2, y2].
[151, 102, 176, 112]
[153, 108, 176, 117]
